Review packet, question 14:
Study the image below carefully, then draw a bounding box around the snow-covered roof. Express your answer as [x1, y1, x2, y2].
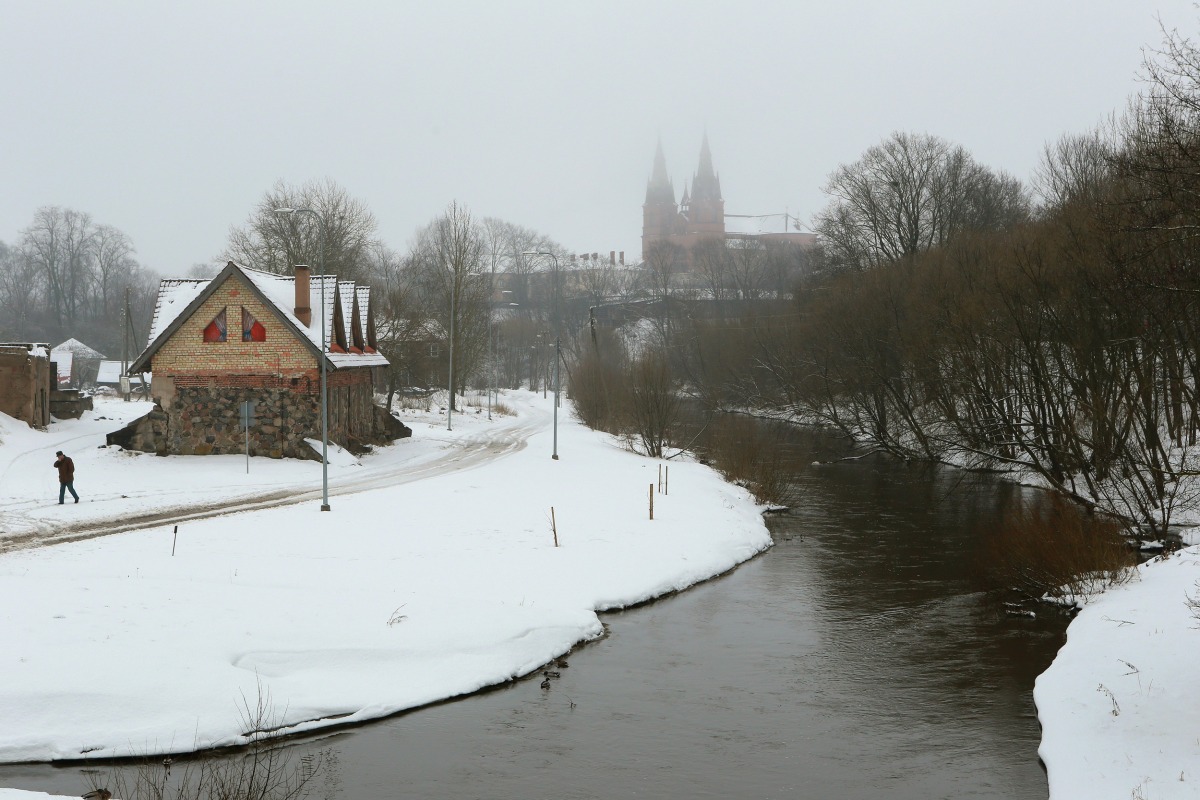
[95, 360, 149, 383]
[0, 342, 51, 360]
[241, 267, 388, 369]
[135, 262, 388, 372]
[357, 286, 372, 347]
[724, 214, 818, 242]
[146, 279, 208, 346]
[339, 280, 356, 346]
[51, 338, 106, 360]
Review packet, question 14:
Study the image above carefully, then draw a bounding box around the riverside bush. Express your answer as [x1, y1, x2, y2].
[979, 495, 1135, 603]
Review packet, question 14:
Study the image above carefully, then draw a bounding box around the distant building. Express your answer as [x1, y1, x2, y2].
[112, 261, 409, 458]
[641, 136, 817, 267]
[50, 338, 107, 388]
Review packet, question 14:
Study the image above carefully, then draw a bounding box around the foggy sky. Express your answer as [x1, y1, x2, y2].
[1, 1, 1194, 277]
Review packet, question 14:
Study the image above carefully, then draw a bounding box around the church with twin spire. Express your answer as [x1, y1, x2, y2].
[641, 134, 725, 264]
[641, 135, 815, 267]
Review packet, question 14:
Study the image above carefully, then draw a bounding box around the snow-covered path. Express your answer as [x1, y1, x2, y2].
[0, 397, 542, 552]
[0, 391, 771, 763]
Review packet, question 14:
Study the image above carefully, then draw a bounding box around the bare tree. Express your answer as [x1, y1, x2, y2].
[727, 238, 769, 299]
[692, 238, 733, 301]
[223, 178, 379, 281]
[642, 240, 685, 299]
[20, 206, 96, 325]
[626, 350, 681, 458]
[408, 202, 489, 409]
[814, 131, 1030, 272]
[1032, 129, 1115, 212]
[91, 224, 137, 317]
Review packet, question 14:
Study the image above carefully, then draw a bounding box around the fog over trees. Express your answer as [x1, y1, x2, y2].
[0, 206, 158, 357]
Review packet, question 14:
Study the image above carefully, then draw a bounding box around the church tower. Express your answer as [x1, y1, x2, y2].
[682, 133, 725, 239]
[642, 139, 680, 261]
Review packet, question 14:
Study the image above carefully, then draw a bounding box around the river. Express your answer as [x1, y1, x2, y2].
[0, 422, 1069, 799]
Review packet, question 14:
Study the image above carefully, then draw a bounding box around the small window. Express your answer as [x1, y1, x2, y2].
[429, 343, 439, 358]
[203, 308, 228, 342]
[242, 307, 266, 342]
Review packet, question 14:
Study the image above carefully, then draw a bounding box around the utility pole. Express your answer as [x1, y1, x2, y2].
[121, 287, 132, 401]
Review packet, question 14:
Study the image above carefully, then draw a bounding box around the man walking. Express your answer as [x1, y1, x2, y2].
[54, 450, 79, 504]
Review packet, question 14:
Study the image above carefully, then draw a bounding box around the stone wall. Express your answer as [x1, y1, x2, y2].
[109, 368, 411, 459]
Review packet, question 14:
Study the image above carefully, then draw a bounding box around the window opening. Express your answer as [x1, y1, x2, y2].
[242, 307, 266, 342]
[203, 308, 228, 342]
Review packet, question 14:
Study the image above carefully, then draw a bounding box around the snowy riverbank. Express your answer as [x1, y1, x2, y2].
[1035, 534, 1200, 800]
[0, 391, 771, 764]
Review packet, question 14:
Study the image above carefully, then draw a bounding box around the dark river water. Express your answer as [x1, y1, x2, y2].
[0, 422, 1069, 799]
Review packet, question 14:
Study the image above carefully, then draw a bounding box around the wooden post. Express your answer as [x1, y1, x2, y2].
[551, 507, 559, 547]
[649, 484, 654, 520]
[171, 525, 178, 556]
[665, 465, 669, 495]
[657, 464, 662, 494]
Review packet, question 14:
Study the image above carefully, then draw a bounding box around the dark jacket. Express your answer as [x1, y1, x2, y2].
[55, 456, 74, 484]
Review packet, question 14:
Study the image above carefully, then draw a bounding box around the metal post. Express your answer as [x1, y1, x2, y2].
[523, 250, 562, 460]
[552, 335, 559, 460]
[275, 207, 330, 511]
[318, 262, 330, 511]
[447, 274, 456, 431]
[487, 264, 494, 421]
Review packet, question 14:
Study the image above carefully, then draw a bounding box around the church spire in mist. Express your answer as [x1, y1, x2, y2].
[645, 138, 676, 205]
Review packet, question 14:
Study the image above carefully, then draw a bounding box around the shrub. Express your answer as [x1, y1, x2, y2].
[569, 348, 628, 434]
[87, 689, 328, 800]
[701, 415, 792, 505]
[978, 495, 1135, 603]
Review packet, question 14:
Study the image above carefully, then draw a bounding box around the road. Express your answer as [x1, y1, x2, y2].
[0, 410, 544, 555]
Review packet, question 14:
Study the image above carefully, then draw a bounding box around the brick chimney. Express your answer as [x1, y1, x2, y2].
[294, 265, 312, 327]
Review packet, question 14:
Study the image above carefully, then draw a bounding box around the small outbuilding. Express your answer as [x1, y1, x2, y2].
[51, 338, 107, 388]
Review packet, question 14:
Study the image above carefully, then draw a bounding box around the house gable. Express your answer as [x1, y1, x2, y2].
[148, 270, 318, 377]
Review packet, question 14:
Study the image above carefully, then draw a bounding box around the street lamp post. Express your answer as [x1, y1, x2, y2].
[487, 289, 514, 421]
[275, 207, 331, 511]
[523, 251, 560, 460]
[447, 272, 458, 432]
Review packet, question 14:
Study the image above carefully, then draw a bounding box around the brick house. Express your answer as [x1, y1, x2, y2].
[112, 261, 409, 458]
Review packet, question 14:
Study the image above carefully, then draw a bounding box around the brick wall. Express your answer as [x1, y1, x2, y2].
[153, 275, 315, 379]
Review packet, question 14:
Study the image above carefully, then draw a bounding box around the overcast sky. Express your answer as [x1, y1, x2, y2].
[1, 1, 1195, 276]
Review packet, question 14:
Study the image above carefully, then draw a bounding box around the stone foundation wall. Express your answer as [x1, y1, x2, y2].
[109, 369, 411, 458]
[170, 385, 321, 458]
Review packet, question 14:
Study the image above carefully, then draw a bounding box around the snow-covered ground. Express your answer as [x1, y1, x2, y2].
[0, 391, 770, 765]
[1035, 535, 1200, 800]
